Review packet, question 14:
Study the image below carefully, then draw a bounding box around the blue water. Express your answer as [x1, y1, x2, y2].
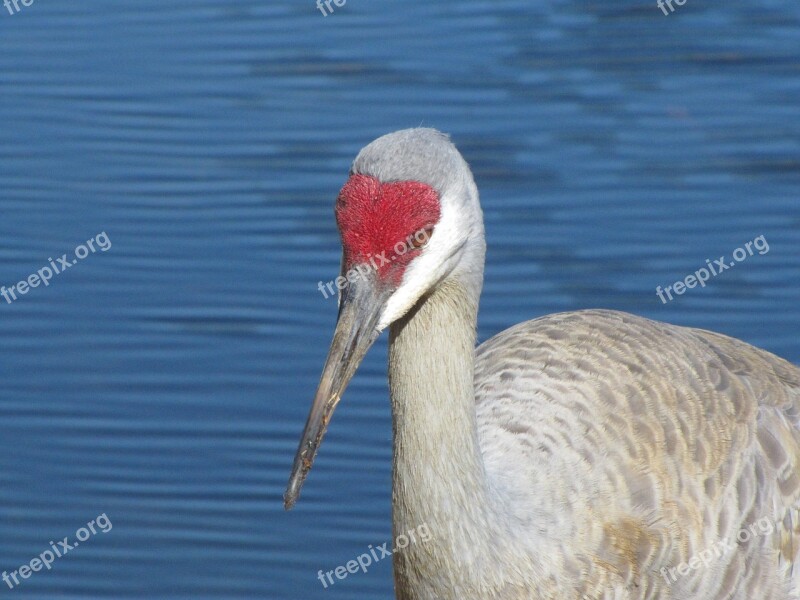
[0, 1, 798, 598]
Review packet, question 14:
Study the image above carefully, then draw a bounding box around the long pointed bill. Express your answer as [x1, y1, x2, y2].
[284, 273, 390, 509]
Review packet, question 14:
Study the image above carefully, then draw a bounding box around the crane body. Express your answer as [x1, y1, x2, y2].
[286, 128, 800, 599]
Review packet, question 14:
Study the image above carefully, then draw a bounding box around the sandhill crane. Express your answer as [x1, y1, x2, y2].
[285, 128, 800, 599]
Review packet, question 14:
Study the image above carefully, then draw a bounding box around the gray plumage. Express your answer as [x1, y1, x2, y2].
[291, 129, 800, 599]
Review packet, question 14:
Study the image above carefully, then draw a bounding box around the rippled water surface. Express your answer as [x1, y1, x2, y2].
[0, 1, 798, 598]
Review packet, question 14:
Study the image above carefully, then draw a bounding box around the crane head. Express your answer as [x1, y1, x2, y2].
[285, 128, 484, 509]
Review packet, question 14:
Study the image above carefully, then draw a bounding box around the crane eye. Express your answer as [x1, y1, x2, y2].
[408, 226, 434, 250]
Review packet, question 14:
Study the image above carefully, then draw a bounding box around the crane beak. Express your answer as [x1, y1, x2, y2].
[284, 272, 390, 509]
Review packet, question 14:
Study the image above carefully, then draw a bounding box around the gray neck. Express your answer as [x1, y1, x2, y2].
[389, 277, 489, 508]
[388, 278, 499, 597]
[387, 278, 546, 600]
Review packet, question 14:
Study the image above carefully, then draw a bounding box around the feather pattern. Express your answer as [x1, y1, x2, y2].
[470, 309, 800, 599]
[323, 128, 800, 599]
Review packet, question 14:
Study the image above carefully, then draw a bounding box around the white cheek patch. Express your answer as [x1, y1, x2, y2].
[377, 188, 471, 331]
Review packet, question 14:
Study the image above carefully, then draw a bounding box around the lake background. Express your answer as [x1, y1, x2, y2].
[0, 1, 798, 598]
